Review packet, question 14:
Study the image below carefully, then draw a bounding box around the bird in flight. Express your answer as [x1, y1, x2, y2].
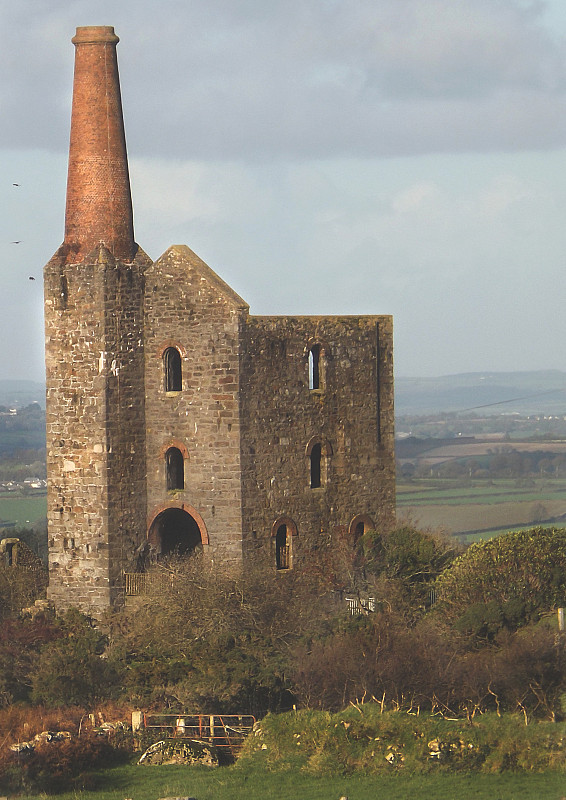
[28, 276, 35, 281]
[11, 241, 21, 244]
[12, 183, 20, 187]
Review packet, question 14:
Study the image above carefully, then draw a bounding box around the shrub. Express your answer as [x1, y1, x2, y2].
[436, 528, 566, 622]
[0, 733, 131, 794]
[106, 553, 332, 714]
[0, 703, 86, 746]
[361, 526, 458, 612]
[0, 554, 47, 622]
[290, 612, 460, 713]
[30, 608, 121, 706]
[0, 613, 60, 705]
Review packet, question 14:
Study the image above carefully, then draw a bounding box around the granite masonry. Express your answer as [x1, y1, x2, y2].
[44, 26, 395, 614]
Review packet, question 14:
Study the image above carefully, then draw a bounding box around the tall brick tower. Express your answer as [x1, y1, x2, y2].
[44, 26, 151, 611]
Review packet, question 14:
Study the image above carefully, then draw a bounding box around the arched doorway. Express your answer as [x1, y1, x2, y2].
[148, 507, 206, 557]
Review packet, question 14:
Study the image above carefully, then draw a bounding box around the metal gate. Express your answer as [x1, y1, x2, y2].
[136, 712, 256, 758]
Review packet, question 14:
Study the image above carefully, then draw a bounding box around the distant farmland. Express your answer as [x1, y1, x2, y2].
[397, 438, 566, 468]
[397, 481, 566, 542]
[396, 434, 566, 542]
[0, 494, 47, 529]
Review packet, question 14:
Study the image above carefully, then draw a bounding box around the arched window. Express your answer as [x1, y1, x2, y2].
[308, 344, 321, 390]
[349, 515, 375, 542]
[272, 517, 298, 570]
[166, 447, 184, 491]
[306, 438, 332, 489]
[60, 274, 68, 309]
[275, 524, 290, 570]
[163, 347, 182, 393]
[307, 342, 329, 391]
[310, 443, 322, 488]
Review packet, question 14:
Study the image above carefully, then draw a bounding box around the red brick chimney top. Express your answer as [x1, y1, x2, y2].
[63, 26, 136, 264]
[71, 26, 119, 45]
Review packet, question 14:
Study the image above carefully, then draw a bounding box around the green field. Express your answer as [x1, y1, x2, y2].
[0, 493, 47, 528]
[15, 762, 566, 800]
[397, 478, 566, 539]
[398, 483, 566, 505]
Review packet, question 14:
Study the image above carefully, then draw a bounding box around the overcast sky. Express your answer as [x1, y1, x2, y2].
[3, 0, 566, 382]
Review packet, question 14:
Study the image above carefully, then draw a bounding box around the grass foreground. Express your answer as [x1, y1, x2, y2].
[14, 761, 566, 800]
[11, 708, 566, 800]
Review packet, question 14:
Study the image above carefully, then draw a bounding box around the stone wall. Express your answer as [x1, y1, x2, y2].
[143, 245, 248, 565]
[44, 244, 149, 612]
[45, 244, 395, 608]
[239, 315, 395, 567]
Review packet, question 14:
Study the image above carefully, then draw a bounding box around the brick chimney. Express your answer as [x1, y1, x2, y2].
[63, 26, 136, 264]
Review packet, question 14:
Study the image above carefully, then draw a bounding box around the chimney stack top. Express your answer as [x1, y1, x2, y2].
[72, 26, 119, 45]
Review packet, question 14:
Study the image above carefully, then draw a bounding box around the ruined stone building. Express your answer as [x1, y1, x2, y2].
[44, 26, 395, 614]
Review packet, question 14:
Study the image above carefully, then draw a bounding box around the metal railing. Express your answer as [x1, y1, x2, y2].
[345, 595, 375, 615]
[124, 571, 175, 596]
[124, 572, 147, 596]
[277, 545, 290, 570]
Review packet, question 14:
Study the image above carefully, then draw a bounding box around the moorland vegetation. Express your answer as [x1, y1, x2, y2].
[2, 525, 566, 794]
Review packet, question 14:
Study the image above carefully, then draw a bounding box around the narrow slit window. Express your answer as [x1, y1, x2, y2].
[166, 447, 184, 490]
[308, 344, 321, 390]
[164, 347, 182, 392]
[276, 524, 290, 570]
[60, 275, 68, 309]
[310, 443, 322, 488]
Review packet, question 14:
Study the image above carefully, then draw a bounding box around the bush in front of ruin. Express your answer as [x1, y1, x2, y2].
[30, 608, 122, 707]
[435, 527, 566, 632]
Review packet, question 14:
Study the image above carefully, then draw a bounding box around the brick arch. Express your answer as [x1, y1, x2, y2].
[270, 516, 298, 538]
[349, 514, 375, 540]
[160, 439, 189, 460]
[147, 502, 209, 546]
[305, 437, 333, 457]
[303, 336, 332, 360]
[157, 340, 187, 358]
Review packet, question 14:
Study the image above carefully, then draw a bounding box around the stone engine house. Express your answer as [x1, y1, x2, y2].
[44, 26, 395, 613]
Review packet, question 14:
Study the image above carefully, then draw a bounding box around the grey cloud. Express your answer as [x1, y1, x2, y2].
[1, 0, 566, 159]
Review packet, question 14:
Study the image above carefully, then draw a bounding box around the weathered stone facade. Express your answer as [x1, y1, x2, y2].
[45, 245, 149, 609]
[240, 315, 395, 566]
[144, 245, 247, 566]
[44, 26, 395, 614]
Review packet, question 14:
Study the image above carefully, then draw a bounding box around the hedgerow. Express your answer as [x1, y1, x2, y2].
[239, 706, 566, 774]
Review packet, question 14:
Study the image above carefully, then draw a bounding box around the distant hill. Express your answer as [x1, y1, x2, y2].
[0, 380, 45, 408]
[3, 372, 566, 417]
[395, 370, 566, 416]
